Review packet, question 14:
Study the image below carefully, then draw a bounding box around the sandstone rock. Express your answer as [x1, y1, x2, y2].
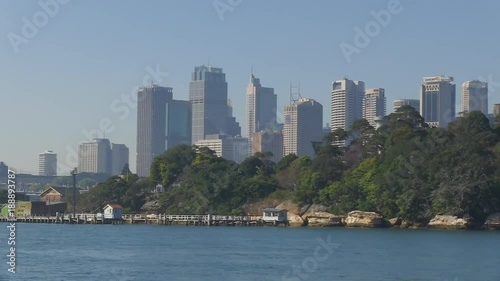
[345, 210, 386, 228]
[141, 200, 160, 212]
[305, 212, 345, 227]
[427, 215, 469, 229]
[287, 214, 305, 227]
[389, 218, 402, 226]
[400, 220, 411, 228]
[484, 213, 500, 230]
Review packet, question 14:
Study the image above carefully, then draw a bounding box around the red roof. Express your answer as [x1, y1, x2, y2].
[107, 204, 122, 209]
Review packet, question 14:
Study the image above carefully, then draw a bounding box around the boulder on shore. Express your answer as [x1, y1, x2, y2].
[305, 212, 345, 227]
[484, 213, 500, 230]
[427, 215, 469, 229]
[345, 211, 386, 228]
[389, 218, 402, 227]
[287, 214, 306, 227]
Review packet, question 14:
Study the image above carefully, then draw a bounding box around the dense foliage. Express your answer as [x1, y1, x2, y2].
[83, 107, 500, 222]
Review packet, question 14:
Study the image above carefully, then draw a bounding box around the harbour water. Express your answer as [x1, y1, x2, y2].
[0, 223, 499, 280]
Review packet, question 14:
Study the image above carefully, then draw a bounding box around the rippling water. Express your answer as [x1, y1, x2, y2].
[0, 223, 499, 280]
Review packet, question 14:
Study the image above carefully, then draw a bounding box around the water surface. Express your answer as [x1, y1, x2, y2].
[0, 224, 498, 280]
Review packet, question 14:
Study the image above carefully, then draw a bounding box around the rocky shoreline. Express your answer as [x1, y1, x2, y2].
[263, 201, 500, 230]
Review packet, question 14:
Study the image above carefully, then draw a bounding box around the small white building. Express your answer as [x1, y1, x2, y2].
[103, 203, 123, 220]
[262, 208, 288, 223]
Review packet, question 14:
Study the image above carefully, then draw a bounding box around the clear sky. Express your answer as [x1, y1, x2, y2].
[1, 0, 500, 175]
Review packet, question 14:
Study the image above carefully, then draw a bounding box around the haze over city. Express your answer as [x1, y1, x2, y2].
[2, 0, 500, 174]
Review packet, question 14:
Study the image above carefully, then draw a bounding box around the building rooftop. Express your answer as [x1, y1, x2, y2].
[263, 208, 287, 212]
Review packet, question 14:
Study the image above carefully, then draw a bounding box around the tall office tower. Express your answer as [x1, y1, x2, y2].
[136, 85, 173, 177]
[111, 144, 129, 176]
[246, 74, 277, 138]
[420, 76, 456, 128]
[78, 138, 112, 175]
[226, 99, 241, 137]
[363, 88, 386, 126]
[230, 136, 250, 164]
[190, 65, 229, 144]
[462, 80, 488, 115]
[283, 98, 323, 158]
[168, 99, 192, 148]
[331, 78, 365, 131]
[393, 99, 420, 113]
[39, 150, 57, 176]
[494, 104, 500, 117]
[0, 162, 8, 176]
[252, 131, 283, 163]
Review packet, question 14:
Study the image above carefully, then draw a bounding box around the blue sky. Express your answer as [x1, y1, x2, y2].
[1, 0, 500, 174]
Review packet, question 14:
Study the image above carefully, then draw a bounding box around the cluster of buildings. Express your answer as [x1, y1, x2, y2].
[36, 140, 129, 177]
[16, 70, 497, 180]
[135, 68, 500, 178]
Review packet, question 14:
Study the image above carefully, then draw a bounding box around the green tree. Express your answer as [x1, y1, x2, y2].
[150, 144, 197, 187]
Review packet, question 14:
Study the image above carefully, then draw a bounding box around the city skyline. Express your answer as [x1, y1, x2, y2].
[3, 1, 500, 174]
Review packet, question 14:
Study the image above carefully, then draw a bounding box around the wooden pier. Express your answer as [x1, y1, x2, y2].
[0, 213, 121, 224]
[0, 213, 289, 226]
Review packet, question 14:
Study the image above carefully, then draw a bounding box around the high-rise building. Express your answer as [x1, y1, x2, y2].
[195, 134, 248, 163]
[420, 76, 456, 128]
[246, 74, 277, 139]
[168, 99, 192, 148]
[252, 131, 283, 163]
[283, 98, 323, 158]
[494, 104, 500, 117]
[195, 134, 233, 160]
[136, 85, 173, 177]
[462, 80, 488, 115]
[393, 99, 420, 113]
[78, 139, 112, 175]
[230, 137, 249, 164]
[190, 65, 229, 144]
[331, 78, 365, 131]
[111, 144, 129, 176]
[39, 151, 57, 176]
[0, 162, 8, 176]
[363, 88, 386, 126]
[226, 99, 241, 137]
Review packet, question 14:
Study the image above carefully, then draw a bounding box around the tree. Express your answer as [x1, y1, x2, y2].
[275, 154, 298, 172]
[150, 144, 197, 187]
[78, 178, 97, 188]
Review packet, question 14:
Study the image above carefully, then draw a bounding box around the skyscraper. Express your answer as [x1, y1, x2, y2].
[111, 144, 129, 176]
[246, 74, 277, 139]
[283, 98, 323, 158]
[252, 131, 283, 163]
[462, 80, 488, 115]
[0, 162, 7, 176]
[363, 88, 386, 127]
[136, 85, 173, 177]
[226, 99, 241, 137]
[39, 150, 57, 176]
[420, 76, 456, 128]
[78, 138, 111, 175]
[190, 65, 229, 144]
[393, 99, 420, 113]
[331, 78, 365, 131]
[168, 99, 192, 148]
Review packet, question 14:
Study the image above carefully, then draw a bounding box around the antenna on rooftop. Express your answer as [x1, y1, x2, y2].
[290, 82, 302, 104]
